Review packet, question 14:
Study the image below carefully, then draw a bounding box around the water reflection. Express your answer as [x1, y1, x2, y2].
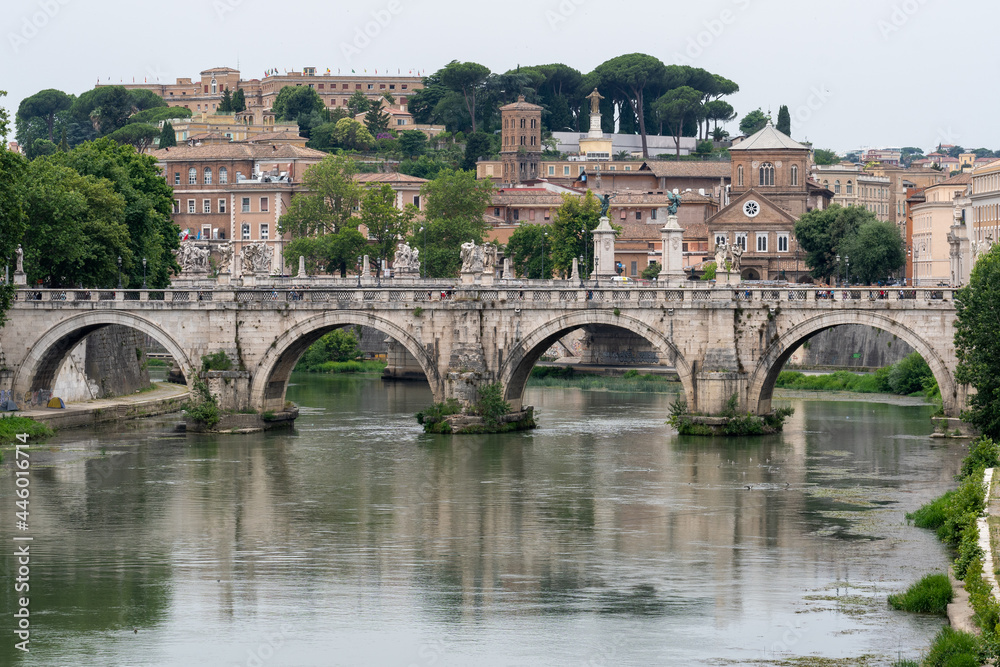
[0, 375, 962, 665]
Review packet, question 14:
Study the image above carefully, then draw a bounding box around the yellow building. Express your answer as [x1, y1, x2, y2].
[163, 110, 304, 146]
[910, 174, 971, 285]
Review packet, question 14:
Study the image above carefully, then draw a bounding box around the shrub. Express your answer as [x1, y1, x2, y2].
[623, 369, 640, 379]
[908, 491, 954, 531]
[938, 472, 986, 547]
[201, 350, 233, 372]
[416, 399, 461, 432]
[474, 382, 511, 428]
[888, 352, 934, 395]
[923, 627, 981, 667]
[0, 416, 55, 444]
[886, 573, 952, 614]
[960, 437, 1000, 479]
[184, 379, 220, 428]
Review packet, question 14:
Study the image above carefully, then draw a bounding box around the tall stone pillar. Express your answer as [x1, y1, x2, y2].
[658, 215, 686, 286]
[592, 216, 617, 280]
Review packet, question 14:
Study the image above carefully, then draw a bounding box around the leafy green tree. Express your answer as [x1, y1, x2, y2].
[653, 85, 703, 157]
[439, 61, 492, 133]
[363, 104, 390, 136]
[282, 231, 367, 277]
[739, 108, 768, 136]
[776, 105, 791, 136]
[701, 262, 717, 281]
[296, 329, 362, 370]
[72, 86, 132, 136]
[107, 123, 160, 153]
[347, 90, 372, 117]
[332, 118, 374, 151]
[397, 130, 427, 159]
[126, 89, 167, 113]
[31, 138, 58, 157]
[56, 138, 179, 288]
[592, 54, 666, 158]
[17, 89, 72, 142]
[59, 128, 68, 152]
[839, 220, 905, 284]
[399, 155, 452, 179]
[231, 89, 246, 112]
[813, 148, 840, 165]
[21, 158, 131, 287]
[641, 262, 662, 280]
[955, 244, 1000, 438]
[407, 168, 493, 277]
[462, 131, 494, 170]
[704, 100, 736, 134]
[794, 204, 876, 282]
[279, 154, 362, 237]
[271, 85, 324, 121]
[506, 224, 550, 278]
[0, 91, 27, 325]
[549, 190, 604, 278]
[218, 88, 233, 113]
[159, 122, 176, 148]
[361, 184, 416, 275]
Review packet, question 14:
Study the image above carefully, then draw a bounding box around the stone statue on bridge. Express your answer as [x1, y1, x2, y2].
[393, 242, 420, 275]
[730, 243, 742, 272]
[482, 243, 498, 274]
[714, 240, 728, 270]
[666, 191, 681, 217]
[241, 242, 273, 275]
[174, 242, 211, 273]
[599, 193, 614, 219]
[217, 242, 234, 274]
[973, 234, 994, 264]
[15, 244, 24, 273]
[461, 241, 483, 274]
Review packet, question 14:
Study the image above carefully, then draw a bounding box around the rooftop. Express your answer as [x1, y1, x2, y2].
[151, 143, 328, 161]
[729, 122, 808, 152]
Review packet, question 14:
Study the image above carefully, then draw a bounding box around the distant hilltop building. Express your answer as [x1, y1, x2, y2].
[862, 147, 901, 166]
[97, 66, 424, 116]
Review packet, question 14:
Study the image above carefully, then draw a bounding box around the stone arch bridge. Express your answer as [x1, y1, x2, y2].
[0, 285, 965, 419]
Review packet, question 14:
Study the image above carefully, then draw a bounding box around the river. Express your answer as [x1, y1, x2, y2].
[0, 374, 961, 666]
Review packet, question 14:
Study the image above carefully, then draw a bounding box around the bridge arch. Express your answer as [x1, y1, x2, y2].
[748, 311, 960, 416]
[498, 311, 694, 411]
[12, 311, 196, 398]
[250, 311, 440, 412]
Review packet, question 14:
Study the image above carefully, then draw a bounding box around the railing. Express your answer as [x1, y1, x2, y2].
[11, 286, 957, 307]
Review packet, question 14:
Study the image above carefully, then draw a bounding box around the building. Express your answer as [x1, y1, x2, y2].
[862, 148, 901, 166]
[354, 172, 427, 212]
[499, 96, 543, 184]
[811, 163, 892, 221]
[353, 99, 446, 139]
[550, 131, 698, 157]
[162, 110, 304, 146]
[99, 66, 424, 116]
[970, 159, 1000, 247]
[909, 173, 971, 285]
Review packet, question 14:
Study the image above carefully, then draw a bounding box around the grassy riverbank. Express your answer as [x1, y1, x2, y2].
[0, 415, 54, 446]
[526, 367, 679, 393]
[776, 352, 940, 400]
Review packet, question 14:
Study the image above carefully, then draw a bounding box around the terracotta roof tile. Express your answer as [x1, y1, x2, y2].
[638, 161, 731, 179]
[151, 143, 328, 161]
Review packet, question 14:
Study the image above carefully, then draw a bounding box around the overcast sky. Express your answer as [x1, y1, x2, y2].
[1, 0, 991, 154]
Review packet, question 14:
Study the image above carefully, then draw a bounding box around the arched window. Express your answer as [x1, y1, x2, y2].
[846, 180, 853, 195]
[219, 167, 228, 184]
[211, 78, 217, 94]
[530, 118, 536, 129]
[188, 168, 197, 185]
[737, 164, 744, 187]
[759, 162, 774, 186]
[790, 164, 798, 186]
[834, 179, 841, 194]
[204, 167, 212, 185]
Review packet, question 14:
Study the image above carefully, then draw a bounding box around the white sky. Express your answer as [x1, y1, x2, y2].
[1, 0, 993, 154]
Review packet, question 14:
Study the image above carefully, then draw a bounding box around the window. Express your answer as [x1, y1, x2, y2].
[625, 166, 631, 171]
[846, 181, 853, 195]
[715, 233, 728, 248]
[260, 197, 269, 212]
[379, 84, 385, 89]
[219, 167, 228, 184]
[494, 207, 501, 217]
[219, 198, 226, 213]
[260, 224, 269, 240]
[173, 200, 179, 214]
[389, 84, 395, 90]
[188, 168, 197, 185]
[630, 261, 637, 276]
[367, 84, 373, 90]
[187, 199, 196, 213]
[204, 167, 212, 185]
[777, 233, 789, 252]
[834, 179, 841, 194]
[202, 225, 212, 239]
[790, 164, 798, 186]
[343, 84, 349, 90]
[608, 165, 615, 171]
[203, 199, 211, 213]
[530, 118, 536, 129]
[401, 84, 407, 90]
[737, 165, 744, 187]
[651, 208, 657, 220]
[520, 118, 525, 129]
[242, 223, 250, 239]
[529, 209, 536, 221]
[174, 172, 180, 185]
[579, 166, 585, 174]
[548, 166, 555, 175]
[242, 197, 250, 213]
[412, 195, 420, 208]
[735, 233, 747, 251]
[564, 166, 570, 175]
[758, 162, 774, 186]
[635, 211, 642, 220]
[756, 233, 768, 252]
[318, 84, 324, 89]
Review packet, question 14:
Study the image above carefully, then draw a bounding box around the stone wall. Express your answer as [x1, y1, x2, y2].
[52, 325, 151, 401]
[787, 325, 914, 369]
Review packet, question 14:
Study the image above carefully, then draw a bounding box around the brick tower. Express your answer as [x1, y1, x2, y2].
[500, 95, 543, 184]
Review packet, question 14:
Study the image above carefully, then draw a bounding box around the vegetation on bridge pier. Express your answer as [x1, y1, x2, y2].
[668, 395, 793, 437]
[416, 382, 536, 434]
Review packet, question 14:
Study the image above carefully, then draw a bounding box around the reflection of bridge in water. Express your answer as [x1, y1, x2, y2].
[1, 285, 964, 419]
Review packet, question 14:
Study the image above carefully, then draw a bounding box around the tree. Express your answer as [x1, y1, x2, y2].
[31, 138, 58, 157]
[462, 131, 494, 170]
[813, 148, 840, 165]
[361, 184, 416, 275]
[549, 191, 604, 278]
[363, 104, 390, 137]
[794, 204, 876, 282]
[653, 86, 703, 157]
[218, 88, 233, 113]
[839, 220, 905, 284]
[397, 130, 427, 159]
[332, 118, 374, 151]
[438, 61, 492, 133]
[641, 262, 661, 280]
[347, 91, 371, 117]
[506, 224, 550, 278]
[231, 89, 246, 113]
[17, 89, 72, 142]
[21, 158, 131, 288]
[955, 245, 1000, 438]
[776, 105, 791, 136]
[126, 89, 167, 113]
[271, 85, 324, 122]
[55, 138, 179, 287]
[739, 108, 768, 136]
[279, 155, 363, 237]
[107, 123, 160, 153]
[704, 100, 736, 134]
[71, 86, 132, 136]
[159, 122, 176, 148]
[0, 90, 27, 326]
[700, 262, 717, 281]
[407, 168, 494, 277]
[592, 54, 666, 158]
[282, 230, 367, 277]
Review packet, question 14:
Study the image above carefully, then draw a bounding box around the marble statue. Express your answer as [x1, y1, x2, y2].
[15, 244, 24, 273]
[393, 242, 420, 274]
[714, 240, 728, 270]
[482, 243, 498, 273]
[730, 242, 743, 272]
[217, 241, 234, 273]
[241, 242, 273, 274]
[460, 241, 483, 274]
[174, 241, 211, 272]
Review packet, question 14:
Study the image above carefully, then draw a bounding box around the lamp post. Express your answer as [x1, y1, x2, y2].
[579, 254, 585, 288]
[356, 255, 362, 287]
[419, 226, 425, 279]
[835, 253, 841, 286]
[376, 258, 382, 287]
[142, 257, 147, 289]
[581, 226, 588, 283]
[117, 255, 122, 289]
[846, 255, 850, 285]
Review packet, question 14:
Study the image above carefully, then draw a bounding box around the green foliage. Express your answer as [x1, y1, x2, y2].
[347, 91, 371, 117]
[887, 573, 952, 614]
[813, 148, 840, 165]
[231, 89, 246, 113]
[462, 131, 495, 170]
[363, 104, 391, 136]
[700, 261, 717, 281]
[0, 416, 55, 445]
[961, 438, 1000, 479]
[794, 204, 881, 282]
[839, 220, 906, 285]
[0, 101, 27, 324]
[295, 328, 362, 372]
[592, 53, 667, 157]
[305, 360, 386, 374]
[775, 355, 937, 397]
[549, 190, 603, 279]
[17, 88, 72, 142]
[908, 490, 953, 531]
[924, 627, 981, 667]
[739, 108, 768, 135]
[129, 106, 192, 125]
[106, 123, 160, 153]
[506, 224, 549, 278]
[282, 229, 367, 277]
[775, 105, 791, 136]
[271, 85, 325, 122]
[397, 130, 427, 159]
[641, 262, 661, 280]
[955, 245, 1000, 439]
[279, 154, 363, 237]
[473, 382, 511, 428]
[439, 61, 492, 133]
[416, 399, 462, 433]
[184, 379, 220, 428]
[653, 85, 703, 157]
[158, 122, 176, 148]
[361, 184, 415, 273]
[200, 351, 233, 372]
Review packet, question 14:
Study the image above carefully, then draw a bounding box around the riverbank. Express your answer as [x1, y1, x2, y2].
[10, 381, 189, 430]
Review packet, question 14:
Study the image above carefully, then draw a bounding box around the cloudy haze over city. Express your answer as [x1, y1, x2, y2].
[1, 0, 993, 153]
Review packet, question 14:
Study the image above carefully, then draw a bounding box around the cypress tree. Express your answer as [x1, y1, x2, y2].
[159, 122, 176, 148]
[776, 105, 791, 136]
[232, 89, 246, 112]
